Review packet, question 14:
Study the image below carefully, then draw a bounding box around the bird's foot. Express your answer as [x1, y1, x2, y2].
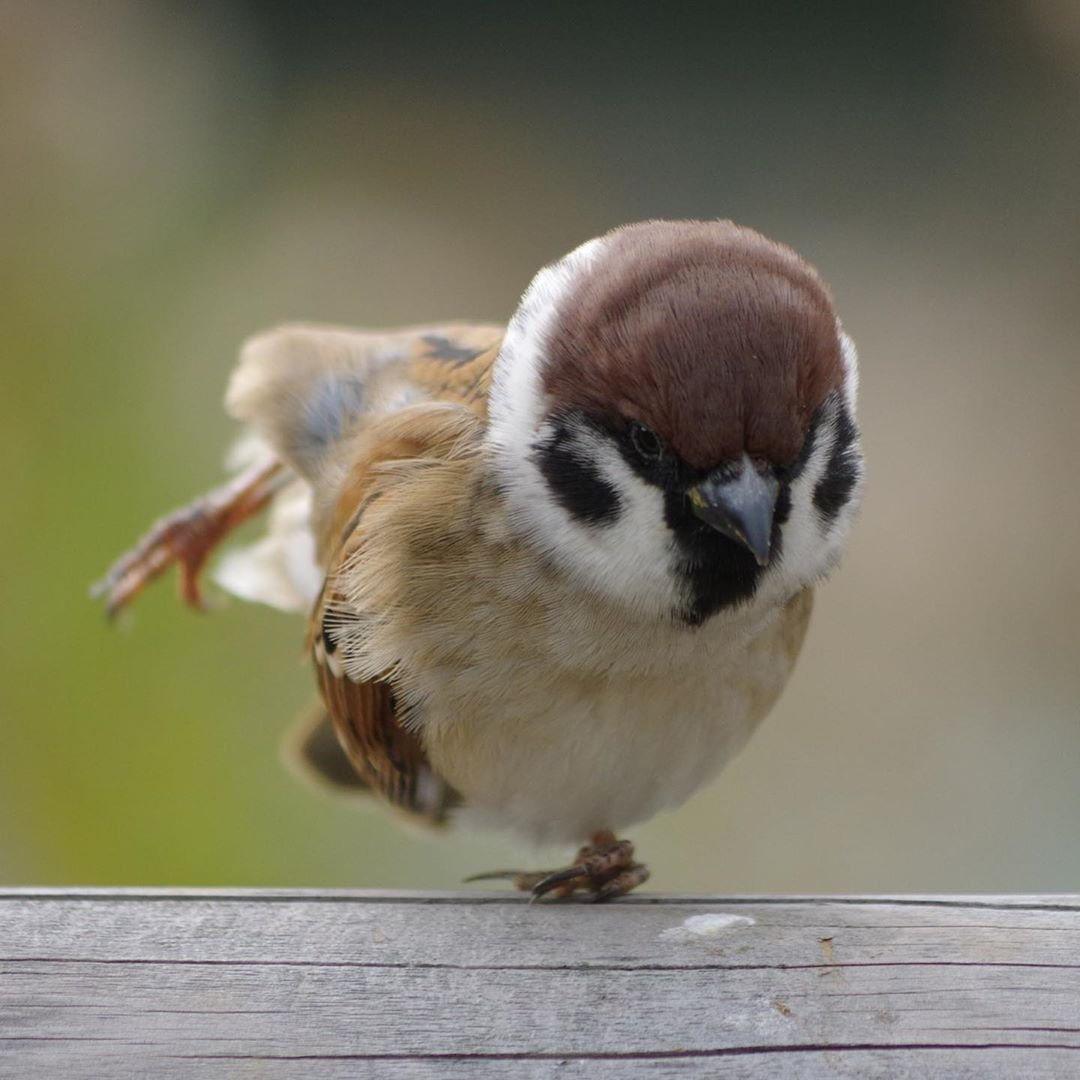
[467, 831, 650, 902]
[92, 459, 284, 617]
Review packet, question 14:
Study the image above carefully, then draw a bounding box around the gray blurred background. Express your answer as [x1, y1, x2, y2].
[2, 1, 1078, 892]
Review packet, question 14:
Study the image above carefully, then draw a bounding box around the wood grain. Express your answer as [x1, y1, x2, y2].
[2, 890, 1079, 1078]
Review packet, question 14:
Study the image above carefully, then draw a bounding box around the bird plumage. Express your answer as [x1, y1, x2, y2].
[99, 219, 863, 893]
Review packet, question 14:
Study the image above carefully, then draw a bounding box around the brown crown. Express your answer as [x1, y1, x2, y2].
[541, 220, 844, 469]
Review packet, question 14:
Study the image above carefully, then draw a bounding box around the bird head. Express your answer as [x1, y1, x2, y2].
[487, 220, 863, 624]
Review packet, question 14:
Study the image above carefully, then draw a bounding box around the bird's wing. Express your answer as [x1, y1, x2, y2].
[225, 322, 503, 481]
[99, 322, 505, 619]
[214, 322, 502, 613]
[305, 401, 489, 825]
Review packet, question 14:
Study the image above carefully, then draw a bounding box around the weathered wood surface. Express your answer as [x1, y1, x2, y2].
[2, 890, 1079, 1078]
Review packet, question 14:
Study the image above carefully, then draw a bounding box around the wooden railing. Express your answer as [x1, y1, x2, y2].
[4, 889, 1079, 1077]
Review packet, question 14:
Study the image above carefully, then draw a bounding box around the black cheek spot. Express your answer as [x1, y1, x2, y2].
[814, 463, 858, 523]
[536, 440, 621, 526]
[814, 403, 860, 524]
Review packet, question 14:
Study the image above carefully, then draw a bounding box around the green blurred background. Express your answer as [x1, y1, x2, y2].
[3, 1, 1078, 892]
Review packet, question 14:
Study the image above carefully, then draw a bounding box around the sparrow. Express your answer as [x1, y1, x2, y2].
[96, 220, 864, 901]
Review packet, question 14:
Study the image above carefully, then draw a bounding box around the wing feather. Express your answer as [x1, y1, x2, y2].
[216, 322, 500, 613]
[306, 401, 488, 825]
[226, 322, 502, 479]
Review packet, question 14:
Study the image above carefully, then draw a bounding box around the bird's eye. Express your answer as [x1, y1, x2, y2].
[629, 421, 665, 463]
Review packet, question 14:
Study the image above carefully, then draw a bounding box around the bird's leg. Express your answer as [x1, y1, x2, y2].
[93, 458, 287, 618]
[466, 831, 650, 902]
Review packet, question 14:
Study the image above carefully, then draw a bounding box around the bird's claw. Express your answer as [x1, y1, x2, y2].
[93, 460, 284, 618]
[467, 832, 649, 903]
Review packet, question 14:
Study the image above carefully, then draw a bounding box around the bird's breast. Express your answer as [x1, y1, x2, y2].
[417, 577, 811, 845]
[332, 461, 813, 847]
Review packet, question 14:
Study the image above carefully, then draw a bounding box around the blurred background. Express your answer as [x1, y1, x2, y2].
[2, 1, 1078, 893]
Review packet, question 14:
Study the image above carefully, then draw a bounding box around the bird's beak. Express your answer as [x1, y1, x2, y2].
[688, 457, 779, 567]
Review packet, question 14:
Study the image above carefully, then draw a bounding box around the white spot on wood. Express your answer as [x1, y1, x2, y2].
[660, 913, 756, 942]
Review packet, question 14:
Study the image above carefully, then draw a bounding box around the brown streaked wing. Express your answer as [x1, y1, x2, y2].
[314, 659, 418, 807]
[311, 627, 459, 826]
[305, 401, 486, 827]
[307, 326, 501, 563]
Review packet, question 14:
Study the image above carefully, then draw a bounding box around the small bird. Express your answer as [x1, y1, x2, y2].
[97, 220, 863, 901]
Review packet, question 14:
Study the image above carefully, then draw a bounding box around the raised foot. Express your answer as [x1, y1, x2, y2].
[466, 831, 650, 903]
[92, 459, 284, 618]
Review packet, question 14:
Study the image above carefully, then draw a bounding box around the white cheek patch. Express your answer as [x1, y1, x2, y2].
[565, 431, 682, 616]
[514, 419, 681, 618]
